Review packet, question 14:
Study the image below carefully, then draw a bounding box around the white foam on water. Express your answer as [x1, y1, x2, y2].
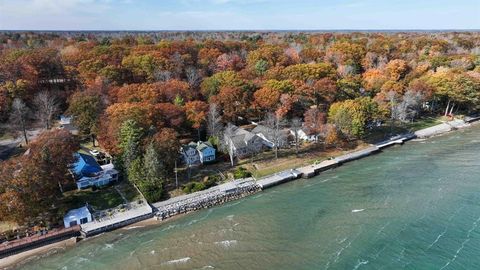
[124, 225, 145, 230]
[150, 250, 155, 255]
[353, 259, 369, 270]
[104, 243, 114, 249]
[188, 219, 198, 225]
[161, 224, 177, 231]
[427, 228, 447, 250]
[162, 257, 191, 265]
[352, 209, 365, 213]
[214, 240, 238, 248]
[226, 215, 235, 221]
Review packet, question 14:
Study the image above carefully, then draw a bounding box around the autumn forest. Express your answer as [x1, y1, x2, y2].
[1, 31, 480, 225]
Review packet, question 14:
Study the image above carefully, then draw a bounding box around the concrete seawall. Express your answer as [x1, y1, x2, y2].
[415, 119, 470, 138]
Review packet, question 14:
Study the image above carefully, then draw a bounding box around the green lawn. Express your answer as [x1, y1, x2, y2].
[364, 116, 443, 143]
[60, 186, 125, 212]
[116, 181, 143, 202]
[59, 181, 143, 214]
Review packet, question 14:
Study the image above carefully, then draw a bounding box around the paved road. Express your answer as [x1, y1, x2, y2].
[0, 128, 43, 160]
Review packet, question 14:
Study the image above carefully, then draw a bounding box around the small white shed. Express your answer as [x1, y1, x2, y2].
[63, 206, 93, 228]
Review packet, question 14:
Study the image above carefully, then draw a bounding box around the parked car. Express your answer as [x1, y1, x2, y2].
[89, 150, 100, 156]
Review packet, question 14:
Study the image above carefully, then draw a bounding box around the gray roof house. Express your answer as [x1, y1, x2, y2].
[225, 125, 265, 158]
[251, 125, 290, 149]
[181, 142, 201, 166]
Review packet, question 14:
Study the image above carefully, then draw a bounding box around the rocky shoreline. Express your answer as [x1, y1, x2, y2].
[154, 178, 261, 220]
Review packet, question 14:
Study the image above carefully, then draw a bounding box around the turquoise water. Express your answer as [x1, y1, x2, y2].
[18, 126, 480, 269]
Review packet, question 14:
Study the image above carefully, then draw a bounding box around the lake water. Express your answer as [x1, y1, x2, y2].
[18, 126, 480, 269]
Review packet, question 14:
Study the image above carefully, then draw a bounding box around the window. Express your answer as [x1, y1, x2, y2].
[80, 217, 89, 224]
[69, 220, 78, 227]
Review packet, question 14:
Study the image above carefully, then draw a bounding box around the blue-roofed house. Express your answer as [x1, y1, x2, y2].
[71, 153, 118, 189]
[196, 141, 216, 163]
[63, 206, 93, 228]
[72, 153, 103, 178]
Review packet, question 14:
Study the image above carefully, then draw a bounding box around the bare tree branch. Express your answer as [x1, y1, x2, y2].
[33, 91, 60, 130]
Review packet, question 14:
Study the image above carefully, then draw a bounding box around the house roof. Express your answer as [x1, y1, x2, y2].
[197, 141, 214, 151]
[231, 134, 248, 149]
[252, 125, 273, 136]
[252, 125, 290, 142]
[64, 206, 91, 221]
[181, 142, 198, 153]
[73, 153, 102, 176]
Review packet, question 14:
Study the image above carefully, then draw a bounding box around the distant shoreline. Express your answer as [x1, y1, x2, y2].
[1, 29, 479, 33]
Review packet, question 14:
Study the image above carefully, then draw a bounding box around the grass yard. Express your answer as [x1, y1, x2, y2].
[60, 185, 125, 212]
[116, 181, 143, 202]
[243, 143, 366, 178]
[59, 180, 143, 214]
[364, 116, 443, 143]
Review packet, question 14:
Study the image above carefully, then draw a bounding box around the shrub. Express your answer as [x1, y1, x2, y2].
[233, 167, 252, 179]
[203, 175, 221, 188]
[139, 181, 163, 203]
[182, 182, 206, 194]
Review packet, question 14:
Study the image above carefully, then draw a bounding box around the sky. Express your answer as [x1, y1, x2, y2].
[0, 0, 479, 30]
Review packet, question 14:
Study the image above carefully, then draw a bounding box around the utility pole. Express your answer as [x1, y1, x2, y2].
[174, 160, 179, 189]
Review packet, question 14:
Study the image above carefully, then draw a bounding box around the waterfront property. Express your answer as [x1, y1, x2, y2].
[181, 142, 201, 165]
[63, 206, 93, 228]
[251, 124, 290, 149]
[289, 127, 318, 142]
[72, 153, 119, 189]
[80, 202, 153, 237]
[196, 141, 216, 163]
[224, 124, 265, 158]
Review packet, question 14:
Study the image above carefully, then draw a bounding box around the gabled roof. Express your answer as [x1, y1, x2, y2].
[231, 134, 247, 149]
[252, 125, 290, 143]
[252, 125, 273, 136]
[197, 141, 214, 152]
[181, 142, 198, 153]
[64, 206, 91, 220]
[73, 153, 102, 177]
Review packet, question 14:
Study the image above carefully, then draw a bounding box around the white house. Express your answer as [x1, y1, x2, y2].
[181, 142, 201, 165]
[72, 153, 119, 190]
[63, 206, 93, 228]
[289, 128, 318, 142]
[196, 141, 216, 163]
[59, 115, 79, 135]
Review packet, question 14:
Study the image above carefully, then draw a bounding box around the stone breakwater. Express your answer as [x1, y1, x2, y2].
[153, 178, 261, 220]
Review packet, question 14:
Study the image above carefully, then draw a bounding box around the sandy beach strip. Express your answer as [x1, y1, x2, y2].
[0, 237, 77, 270]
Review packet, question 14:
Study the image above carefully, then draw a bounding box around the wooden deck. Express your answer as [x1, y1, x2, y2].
[0, 226, 80, 259]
